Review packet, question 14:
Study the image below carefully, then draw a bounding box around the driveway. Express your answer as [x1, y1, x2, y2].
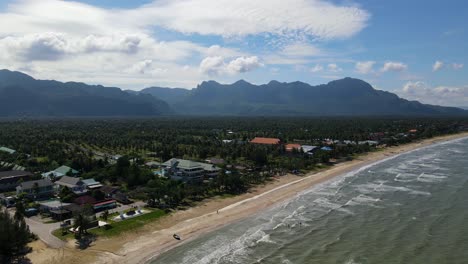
[24, 216, 66, 248]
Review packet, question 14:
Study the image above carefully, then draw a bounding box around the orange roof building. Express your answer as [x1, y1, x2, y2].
[250, 137, 281, 145]
[285, 143, 301, 152]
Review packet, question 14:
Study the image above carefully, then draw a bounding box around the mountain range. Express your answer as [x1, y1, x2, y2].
[0, 70, 171, 117]
[0, 69, 466, 117]
[140, 79, 467, 116]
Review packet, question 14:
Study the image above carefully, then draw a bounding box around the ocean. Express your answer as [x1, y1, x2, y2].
[152, 137, 468, 264]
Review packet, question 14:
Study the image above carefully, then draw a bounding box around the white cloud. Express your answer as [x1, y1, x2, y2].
[227, 56, 263, 73]
[134, 0, 369, 40]
[400, 81, 468, 107]
[126, 60, 167, 75]
[432, 60, 444, 72]
[310, 64, 324, 72]
[281, 43, 323, 57]
[200, 56, 262, 75]
[327, 63, 342, 72]
[0, 0, 369, 40]
[452, 63, 464, 70]
[381, 61, 408, 72]
[355, 61, 375, 74]
[0, 32, 145, 61]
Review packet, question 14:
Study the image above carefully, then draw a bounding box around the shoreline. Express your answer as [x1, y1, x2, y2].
[27, 132, 468, 264]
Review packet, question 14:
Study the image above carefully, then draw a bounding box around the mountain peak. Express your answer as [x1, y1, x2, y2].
[232, 79, 252, 85]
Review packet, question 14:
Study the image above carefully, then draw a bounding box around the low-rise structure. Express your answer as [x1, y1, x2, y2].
[285, 144, 301, 152]
[82, 178, 103, 190]
[0, 170, 34, 191]
[162, 158, 221, 182]
[250, 137, 281, 145]
[16, 179, 54, 199]
[41, 165, 79, 179]
[0, 146, 16, 154]
[301, 145, 318, 155]
[55, 176, 87, 195]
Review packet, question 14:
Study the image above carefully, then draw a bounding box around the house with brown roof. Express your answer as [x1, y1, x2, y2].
[250, 137, 281, 145]
[285, 144, 301, 152]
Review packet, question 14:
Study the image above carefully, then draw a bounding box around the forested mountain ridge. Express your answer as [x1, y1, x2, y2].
[0, 69, 466, 117]
[140, 78, 467, 116]
[0, 70, 172, 117]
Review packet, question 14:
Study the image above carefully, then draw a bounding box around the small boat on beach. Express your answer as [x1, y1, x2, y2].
[173, 234, 181, 240]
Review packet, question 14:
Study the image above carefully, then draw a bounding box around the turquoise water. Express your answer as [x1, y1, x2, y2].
[153, 137, 468, 264]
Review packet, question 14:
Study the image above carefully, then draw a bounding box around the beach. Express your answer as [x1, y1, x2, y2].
[27, 132, 468, 264]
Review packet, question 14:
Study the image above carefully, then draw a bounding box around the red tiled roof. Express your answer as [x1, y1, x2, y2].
[74, 195, 96, 205]
[285, 144, 301, 151]
[250, 137, 281, 145]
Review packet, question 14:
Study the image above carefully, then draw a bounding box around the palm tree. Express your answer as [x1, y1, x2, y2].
[73, 213, 90, 240]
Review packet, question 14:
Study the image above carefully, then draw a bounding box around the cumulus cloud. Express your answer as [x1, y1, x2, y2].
[327, 63, 342, 72]
[381, 61, 408, 72]
[200, 56, 262, 75]
[452, 63, 464, 70]
[310, 64, 324, 73]
[126, 60, 168, 75]
[355, 61, 375, 74]
[400, 81, 468, 107]
[432, 60, 444, 72]
[0, 32, 145, 61]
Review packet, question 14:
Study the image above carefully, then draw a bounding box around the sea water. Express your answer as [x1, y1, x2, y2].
[152, 137, 468, 264]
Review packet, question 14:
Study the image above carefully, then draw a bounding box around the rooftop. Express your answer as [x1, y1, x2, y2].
[250, 137, 281, 145]
[55, 176, 82, 187]
[54, 165, 78, 175]
[163, 158, 220, 171]
[0, 147, 16, 154]
[0, 170, 33, 179]
[20, 179, 53, 189]
[285, 144, 301, 151]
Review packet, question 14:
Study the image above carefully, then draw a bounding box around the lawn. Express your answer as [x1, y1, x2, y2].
[90, 209, 167, 237]
[52, 209, 167, 240]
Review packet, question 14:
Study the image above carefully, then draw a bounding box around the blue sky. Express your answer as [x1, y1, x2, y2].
[0, 0, 466, 106]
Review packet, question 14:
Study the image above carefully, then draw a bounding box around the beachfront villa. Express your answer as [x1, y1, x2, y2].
[162, 158, 221, 182]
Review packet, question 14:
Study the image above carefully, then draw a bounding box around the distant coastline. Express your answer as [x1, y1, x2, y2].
[27, 132, 468, 264]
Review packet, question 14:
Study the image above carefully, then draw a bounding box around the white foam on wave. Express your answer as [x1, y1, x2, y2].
[354, 181, 431, 196]
[345, 194, 381, 208]
[417, 172, 447, 183]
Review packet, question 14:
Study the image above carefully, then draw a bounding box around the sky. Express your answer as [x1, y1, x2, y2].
[0, 0, 466, 107]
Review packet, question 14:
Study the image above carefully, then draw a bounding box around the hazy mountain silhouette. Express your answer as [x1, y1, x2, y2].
[141, 78, 467, 116]
[0, 70, 172, 117]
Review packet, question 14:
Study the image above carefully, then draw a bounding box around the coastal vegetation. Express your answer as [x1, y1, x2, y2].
[1, 117, 466, 213]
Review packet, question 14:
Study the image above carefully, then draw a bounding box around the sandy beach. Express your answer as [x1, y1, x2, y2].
[27, 132, 468, 264]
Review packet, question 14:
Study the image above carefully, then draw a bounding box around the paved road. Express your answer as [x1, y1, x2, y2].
[24, 216, 66, 248]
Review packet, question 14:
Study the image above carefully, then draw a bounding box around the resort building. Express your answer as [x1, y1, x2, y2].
[16, 179, 55, 199]
[162, 158, 221, 182]
[250, 137, 281, 145]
